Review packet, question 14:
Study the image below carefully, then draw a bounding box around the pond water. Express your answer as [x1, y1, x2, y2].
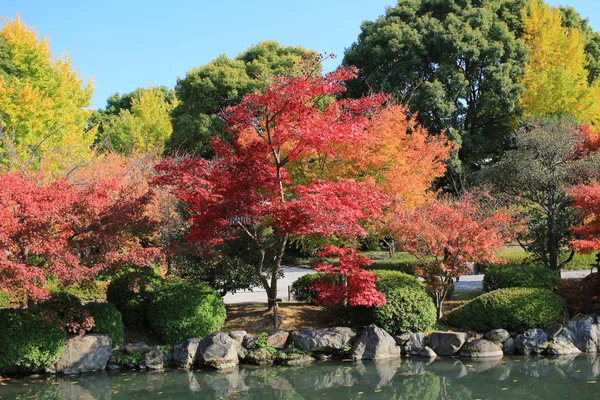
[0, 355, 598, 399]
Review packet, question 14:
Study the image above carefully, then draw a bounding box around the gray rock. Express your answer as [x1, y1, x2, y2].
[172, 338, 200, 368]
[459, 339, 503, 359]
[230, 331, 247, 345]
[144, 347, 164, 370]
[283, 354, 314, 366]
[394, 333, 411, 346]
[267, 331, 289, 349]
[515, 329, 548, 355]
[560, 316, 600, 353]
[547, 335, 581, 356]
[197, 332, 239, 370]
[124, 342, 150, 355]
[418, 346, 437, 359]
[503, 338, 516, 355]
[402, 332, 426, 355]
[352, 325, 401, 361]
[55, 334, 112, 375]
[428, 332, 468, 356]
[545, 324, 563, 340]
[246, 347, 274, 365]
[485, 329, 510, 344]
[243, 334, 259, 349]
[291, 327, 356, 352]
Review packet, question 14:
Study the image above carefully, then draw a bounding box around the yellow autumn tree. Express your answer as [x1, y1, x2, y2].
[520, 0, 600, 124]
[0, 15, 94, 175]
[100, 86, 177, 156]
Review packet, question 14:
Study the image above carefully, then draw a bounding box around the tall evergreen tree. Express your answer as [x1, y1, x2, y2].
[343, 0, 528, 168]
[167, 41, 319, 157]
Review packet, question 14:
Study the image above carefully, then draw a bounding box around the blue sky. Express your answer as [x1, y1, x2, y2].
[1, 0, 599, 108]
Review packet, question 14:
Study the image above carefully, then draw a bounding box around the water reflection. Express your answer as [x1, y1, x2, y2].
[1, 355, 598, 399]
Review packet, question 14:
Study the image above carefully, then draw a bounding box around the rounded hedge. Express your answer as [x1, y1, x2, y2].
[373, 286, 437, 334]
[147, 280, 226, 345]
[371, 269, 424, 292]
[107, 271, 160, 327]
[0, 309, 66, 372]
[444, 287, 565, 332]
[85, 302, 125, 347]
[483, 264, 559, 292]
[295, 270, 435, 332]
[291, 273, 337, 304]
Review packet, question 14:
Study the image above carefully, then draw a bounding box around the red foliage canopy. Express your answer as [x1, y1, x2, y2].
[153, 67, 390, 246]
[570, 182, 600, 252]
[0, 173, 161, 301]
[312, 246, 385, 307]
[154, 65, 390, 315]
[391, 195, 518, 316]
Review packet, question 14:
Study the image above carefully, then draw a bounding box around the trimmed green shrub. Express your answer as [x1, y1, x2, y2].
[0, 309, 66, 372]
[303, 270, 434, 332]
[291, 273, 337, 304]
[107, 271, 161, 327]
[371, 269, 424, 292]
[444, 288, 564, 332]
[85, 302, 125, 347]
[147, 280, 226, 344]
[373, 286, 437, 333]
[483, 264, 558, 292]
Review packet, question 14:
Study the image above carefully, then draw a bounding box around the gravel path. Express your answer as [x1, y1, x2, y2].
[224, 267, 593, 304]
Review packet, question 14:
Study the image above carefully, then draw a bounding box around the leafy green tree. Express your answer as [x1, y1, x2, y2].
[343, 0, 528, 168]
[559, 5, 600, 85]
[93, 86, 178, 155]
[0, 35, 16, 78]
[167, 41, 318, 157]
[482, 118, 600, 271]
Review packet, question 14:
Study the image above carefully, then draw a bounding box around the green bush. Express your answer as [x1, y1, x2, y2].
[371, 269, 424, 292]
[147, 280, 226, 344]
[483, 264, 559, 292]
[107, 271, 161, 327]
[0, 309, 66, 372]
[85, 302, 125, 347]
[444, 288, 564, 332]
[291, 273, 338, 304]
[300, 270, 434, 332]
[373, 285, 437, 334]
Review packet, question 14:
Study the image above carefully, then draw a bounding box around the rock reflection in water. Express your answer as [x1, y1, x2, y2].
[0, 355, 598, 399]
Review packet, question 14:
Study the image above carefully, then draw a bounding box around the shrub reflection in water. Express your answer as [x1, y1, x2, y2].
[1, 355, 598, 399]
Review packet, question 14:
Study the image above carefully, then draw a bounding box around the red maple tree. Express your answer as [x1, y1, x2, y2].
[0, 172, 161, 303]
[311, 245, 385, 307]
[391, 195, 518, 319]
[570, 182, 600, 253]
[154, 65, 390, 325]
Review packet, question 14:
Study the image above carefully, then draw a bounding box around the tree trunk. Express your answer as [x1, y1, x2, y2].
[436, 300, 444, 321]
[547, 206, 559, 271]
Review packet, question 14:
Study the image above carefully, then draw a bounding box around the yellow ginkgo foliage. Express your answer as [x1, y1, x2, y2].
[0, 15, 95, 175]
[520, 0, 600, 125]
